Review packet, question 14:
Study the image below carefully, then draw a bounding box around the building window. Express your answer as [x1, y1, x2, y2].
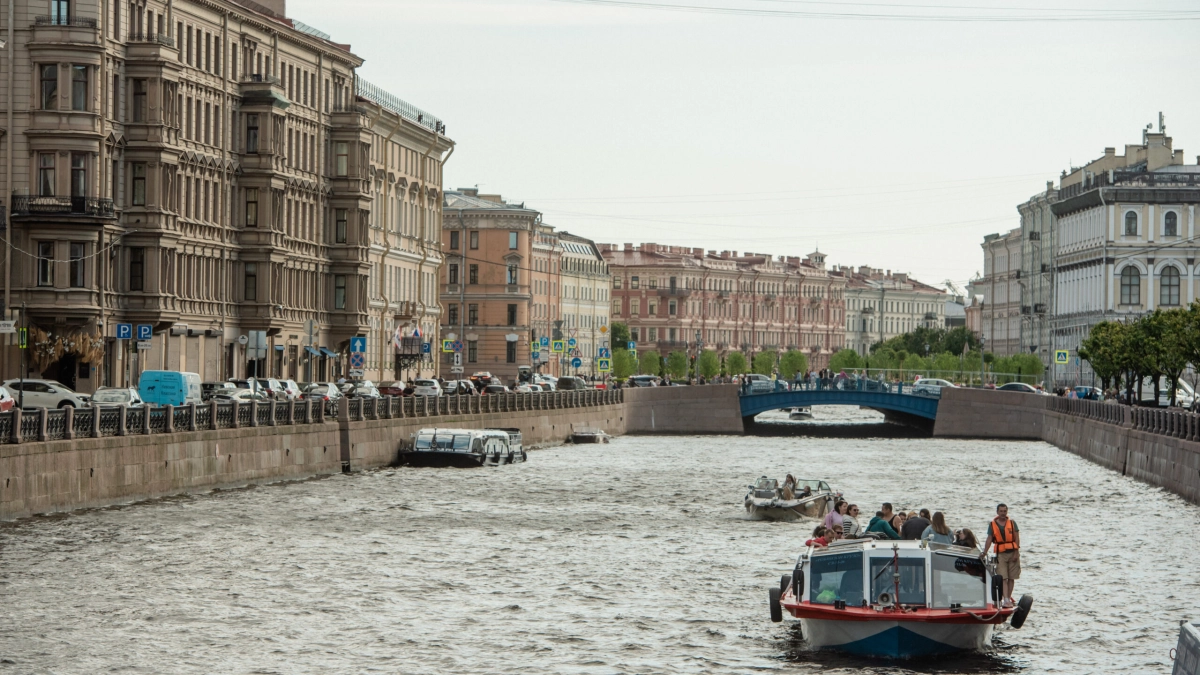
[447, 304, 458, 325]
[468, 304, 478, 325]
[448, 263, 459, 285]
[612, 299, 621, 316]
[1165, 211, 1179, 237]
[1120, 266, 1140, 305]
[335, 208, 347, 242]
[71, 65, 88, 111]
[238, 187, 257, 226]
[469, 231, 478, 249]
[131, 78, 146, 121]
[630, 327, 640, 342]
[40, 65, 57, 110]
[69, 243, 85, 288]
[335, 142, 348, 176]
[648, 327, 657, 342]
[130, 162, 146, 205]
[334, 275, 346, 309]
[613, 277, 622, 289]
[669, 300, 677, 315]
[449, 230, 459, 249]
[631, 275, 640, 289]
[36, 242, 54, 286]
[1124, 211, 1138, 236]
[1161, 266, 1181, 306]
[630, 299, 640, 315]
[507, 264, 518, 285]
[246, 114, 259, 153]
[38, 153, 55, 196]
[506, 340, 516, 363]
[507, 304, 517, 326]
[508, 231, 518, 249]
[467, 340, 478, 363]
[70, 154, 86, 198]
[50, 0, 69, 23]
[244, 263, 258, 301]
[469, 264, 478, 285]
[129, 247, 144, 291]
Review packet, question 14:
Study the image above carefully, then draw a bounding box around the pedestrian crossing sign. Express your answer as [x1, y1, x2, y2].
[597, 358, 611, 372]
[1055, 350, 1069, 364]
[442, 339, 454, 353]
[552, 340, 565, 353]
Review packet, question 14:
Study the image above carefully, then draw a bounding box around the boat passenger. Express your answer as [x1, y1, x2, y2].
[781, 475, 797, 500]
[805, 525, 829, 548]
[866, 511, 900, 540]
[953, 527, 979, 549]
[841, 504, 862, 538]
[823, 500, 848, 532]
[980, 504, 1021, 608]
[892, 511, 908, 533]
[880, 502, 899, 532]
[901, 508, 932, 540]
[799, 484, 813, 499]
[921, 511, 954, 545]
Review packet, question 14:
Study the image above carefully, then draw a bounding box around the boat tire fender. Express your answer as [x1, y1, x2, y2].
[768, 587, 783, 623]
[792, 567, 804, 597]
[507, 451, 514, 464]
[1009, 594, 1034, 629]
[779, 574, 792, 596]
[991, 574, 1004, 604]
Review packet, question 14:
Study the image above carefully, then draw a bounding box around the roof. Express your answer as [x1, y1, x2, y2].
[444, 191, 539, 213]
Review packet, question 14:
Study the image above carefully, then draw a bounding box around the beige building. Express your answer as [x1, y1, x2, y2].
[0, 0, 452, 391]
[839, 266, 947, 356]
[556, 231, 610, 375]
[977, 228, 1023, 357]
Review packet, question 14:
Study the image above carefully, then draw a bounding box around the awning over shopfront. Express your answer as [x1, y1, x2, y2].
[305, 346, 320, 357]
[319, 347, 337, 358]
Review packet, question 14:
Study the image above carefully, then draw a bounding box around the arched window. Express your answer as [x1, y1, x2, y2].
[1124, 211, 1138, 236]
[1120, 266, 1141, 305]
[1165, 211, 1179, 237]
[1161, 266, 1181, 306]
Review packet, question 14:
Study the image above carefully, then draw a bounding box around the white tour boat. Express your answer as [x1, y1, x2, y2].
[787, 407, 813, 420]
[768, 538, 1032, 658]
[400, 427, 526, 467]
[744, 477, 838, 521]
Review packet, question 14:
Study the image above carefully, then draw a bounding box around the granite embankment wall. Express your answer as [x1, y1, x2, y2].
[933, 387, 1200, 504]
[0, 384, 744, 520]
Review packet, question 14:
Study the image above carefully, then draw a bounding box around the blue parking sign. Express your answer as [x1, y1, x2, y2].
[421, 342, 431, 354]
[116, 323, 133, 340]
[540, 336, 550, 348]
[137, 324, 153, 340]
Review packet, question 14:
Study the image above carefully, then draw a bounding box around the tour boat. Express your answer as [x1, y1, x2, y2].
[788, 407, 813, 420]
[571, 427, 610, 444]
[768, 538, 1033, 658]
[744, 477, 838, 521]
[1175, 619, 1200, 675]
[400, 428, 526, 467]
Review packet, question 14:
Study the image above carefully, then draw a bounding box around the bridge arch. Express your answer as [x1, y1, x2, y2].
[739, 390, 939, 422]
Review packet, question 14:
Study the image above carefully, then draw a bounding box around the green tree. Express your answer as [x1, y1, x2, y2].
[612, 349, 637, 379]
[779, 350, 810, 379]
[940, 326, 979, 356]
[609, 322, 631, 349]
[828, 349, 862, 373]
[752, 351, 777, 376]
[666, 351, 689, 378]
[901, 353, 925, 376]
[932, 352, 959, 376]
[697, 350, 721, 378]
[726, 351, 749, 376]
[640, 349, 663, 376]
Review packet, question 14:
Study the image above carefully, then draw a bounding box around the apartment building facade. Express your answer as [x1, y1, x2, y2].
[977, 228, 1023, 357]
[0, 0, 452, 391]
[839, 266, 947, 356]
[1017, 182, 1057, 365]
[600, 243, 846, 371]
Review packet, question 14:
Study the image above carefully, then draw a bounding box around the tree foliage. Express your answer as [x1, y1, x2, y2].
[828, 349, 863, 372]
[726, 351, 749, 376]
[871, 325, 980, 357]
[697, 350, 721, 378]
[612, 349, 637, 379]
[666, 351, 689, 378]
[779, 350, 809, 379]
[752, 351, 777, 376]
[609, 322, 631, 348]
[639, 349, 662, 376]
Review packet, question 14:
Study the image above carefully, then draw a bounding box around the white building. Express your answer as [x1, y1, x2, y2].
[977, 229, 1023, 357]
[839, 266, 947, 355]
[556, 231, 612, 374]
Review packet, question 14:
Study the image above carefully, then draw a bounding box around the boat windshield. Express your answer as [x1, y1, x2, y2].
[931, 552, 987, 608]
[870, 556, 926, 606]
[452, 435, 471, 450]
[796, 480, 828, 492]
[415, 434, 434, 449]
[809, 551, 864, 605]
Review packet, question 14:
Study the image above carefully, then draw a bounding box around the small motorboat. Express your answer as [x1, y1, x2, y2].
[400, 427, 526, 467]
[744, 476, 838, 521]
[788, 407, 813, 420]
[571, 427, 610, 443]
[768, 538, 1034, 658]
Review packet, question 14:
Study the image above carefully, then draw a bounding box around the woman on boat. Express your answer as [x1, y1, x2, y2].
[841, 504, 862, 538]
[781, 475, 797, 500]
[805, 526, 829, 548]
[823, 500, 848, 532]
[954, 528, 979, 549]
[921, 511, 954, 544]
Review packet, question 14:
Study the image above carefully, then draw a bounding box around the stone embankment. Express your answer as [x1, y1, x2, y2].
[0, 385, 741, 520]
[933, 387, 1200, 505]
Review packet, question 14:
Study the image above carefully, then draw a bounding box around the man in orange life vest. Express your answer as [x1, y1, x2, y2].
[979, 503, 1020, 608]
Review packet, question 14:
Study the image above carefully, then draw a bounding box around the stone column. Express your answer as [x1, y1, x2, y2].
[63, 406, 75, 440]
[91, 405, 101, 438]
[117, 406, 127, 436]
[164, 404, 175, 433]
[188, 403, 198, 431]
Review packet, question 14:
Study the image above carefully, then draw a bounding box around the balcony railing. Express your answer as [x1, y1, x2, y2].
[127, 32, 176, 46]
[34, 15, 97, 27]
[11, 195, 116, 218]
[356, 76, 445, 135]
[659, 288, 691, 297]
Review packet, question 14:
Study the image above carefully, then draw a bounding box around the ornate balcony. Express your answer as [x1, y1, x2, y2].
[11, 195, 115, 219]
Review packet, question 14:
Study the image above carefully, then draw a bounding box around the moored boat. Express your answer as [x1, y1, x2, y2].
[768, 538, 1033, 658]
[744, 476, 838, 521]
[1175, 619, 1200, 674]
[788, 407, 813, 420]
[571, 427, 610, 443]
[400, 427, 526, 467]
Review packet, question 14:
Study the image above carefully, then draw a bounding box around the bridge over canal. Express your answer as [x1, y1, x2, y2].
[738, 381, 941, 428]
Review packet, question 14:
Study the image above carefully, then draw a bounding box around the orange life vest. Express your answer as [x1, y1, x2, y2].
[990, 518, 1018, 553]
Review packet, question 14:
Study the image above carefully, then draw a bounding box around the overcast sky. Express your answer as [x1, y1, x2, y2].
[292, 0, 1200, 289]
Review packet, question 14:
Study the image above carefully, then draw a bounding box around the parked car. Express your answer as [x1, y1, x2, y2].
[441, 380, 475, 396]
[213, 388, 269, 402]
[628, 375, 659, 387]
[2, 379, 91, 408]
[412, 379, 442, 397]
[556, 376, 590, 391]
[744, 373, 774, 393]
[301, 384, 342, 402]
[534, 375, 557, 391]
[482, 384, 511, 395]
[280, 380, 303, 401]
[231, 378, 282, 400]
[996, 382, 1045, 394]
[348, 381, 381, 398]
[379, 381, 407, 397]
[514, 383, 536, 393]
[139, 371, 203, 407]
[201, 381, 236, 401]
[90, 387, 145, 408]
[1073, 386, 1103, 401]
[0, 385, 14, 411]
[912, 378, 956, 396]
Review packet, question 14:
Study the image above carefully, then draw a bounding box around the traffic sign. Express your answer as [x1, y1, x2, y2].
[552, 340, 565, 353]
[567, 338, 578, 348]
[349, 369, 365, 378]
[571, 357, 582, 368]
[540, 336, 550, 348]
[137, 340, 152, 350]
[453, 352, 463, 366]
[627, 341, 636, 351]
[350, 336, 367, 353]
[1055, 349, 1069, 365]
[137, 324, 153, 340]
[452, 341, 464, 352]
[18, 328, 27, 349]
[442, 339, 453, 352]
[238, 334, 249, 346]
[599, 325, 608, 334]
[450, 366, 464, 374]
[115, 323, 132, 339]
[532, 351, 541, 361]
[598, 347, 611, 358]
[597, 358, 611, 372]
[0, 320, 14, 335]
[350, 352, 366, 369]
[421, 342, 432, 354]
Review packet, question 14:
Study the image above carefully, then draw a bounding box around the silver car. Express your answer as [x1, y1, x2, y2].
[2, 379, 90, 408]
[90, 387, 145, 408]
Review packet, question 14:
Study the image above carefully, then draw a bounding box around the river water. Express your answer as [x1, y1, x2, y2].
[1, 408, 1196, 674]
